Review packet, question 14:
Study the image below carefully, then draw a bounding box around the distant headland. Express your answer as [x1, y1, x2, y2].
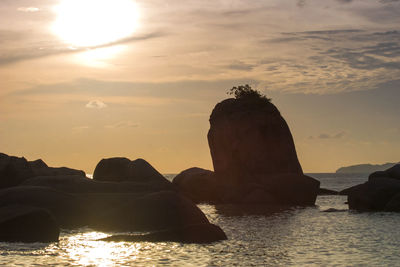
[336, 163, 399, 174]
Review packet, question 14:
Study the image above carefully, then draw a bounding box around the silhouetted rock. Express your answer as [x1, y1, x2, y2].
[0, 186, 209, 231]
[0, 186, 84, 228]
[206, 97, 319, 205]
[369, 164, 400, 180]
[29, 159, 86, 177]
[100, 223, 227, 243]
[322, 208, 347, 212]
[318, 188, 339, 195]
[173, 168, 220, 203]
[0, 153, 34, 189]
[341, 164, 400, 211]
[385, 192, 400, 212]
[345, 177, 400, 211]
[0, 205, 59, 243]
[93, 157, 171, 187]
[22, 175, 173, 194]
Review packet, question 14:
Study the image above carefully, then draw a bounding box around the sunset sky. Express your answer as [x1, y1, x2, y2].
[1, 0, 399, 173]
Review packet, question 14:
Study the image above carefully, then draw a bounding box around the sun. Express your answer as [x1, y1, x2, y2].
[52, 0, 139, 47]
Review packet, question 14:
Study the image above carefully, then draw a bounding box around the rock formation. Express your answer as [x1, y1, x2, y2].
[175, 93, 319, 206]
[29, 159, 86, 177]
[342, 164, 400, 211]
[0, 155, 227, 243]
[173, 167, 220, 203]
[93, 157, 171, 187]
[100, 223, 227, 243]
[0, 153, 34, 189]
[0, 152, 85, 189]
[0, 205, 59, 243]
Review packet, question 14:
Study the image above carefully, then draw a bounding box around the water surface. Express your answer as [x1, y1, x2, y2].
[2, 174, 399, 266]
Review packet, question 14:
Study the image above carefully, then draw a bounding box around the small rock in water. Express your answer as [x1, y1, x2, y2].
[322, 208, 347, 213]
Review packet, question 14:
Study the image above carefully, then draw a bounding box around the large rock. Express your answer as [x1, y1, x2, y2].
[29, 159, 86, 177]
[369, 164, 400, 180]
[345, 176, 400, 211]
[0, 205, 59, 243]
[172, 168, 220, 204]
[0, 186, 84, 228]
[93, 157, 170, 186]
[0, 186, 209, 231]
[341, 164, 400, 211]
[205, 97, 319, 205]
[0, 153, 34, 189]
[0, 153, 86, 189]
[22, 175, 173, 194]
[100, 223, 227, 243]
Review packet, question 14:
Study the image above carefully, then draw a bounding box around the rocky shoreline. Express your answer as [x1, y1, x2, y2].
[3, 87, 397, 244]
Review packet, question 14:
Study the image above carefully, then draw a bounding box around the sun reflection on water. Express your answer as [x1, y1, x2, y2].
[63, 231, 142, 266]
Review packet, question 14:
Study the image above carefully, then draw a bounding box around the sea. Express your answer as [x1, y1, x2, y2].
[1, 173, 400, 266]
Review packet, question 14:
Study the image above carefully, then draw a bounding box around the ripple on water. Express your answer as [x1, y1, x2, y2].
[1, 195, 400, 266]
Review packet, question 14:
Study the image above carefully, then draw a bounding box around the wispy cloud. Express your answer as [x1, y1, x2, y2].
[226, 61, 256, 71]
[85, 100, 107, 109]
[105, 121, 138, 129]
[309, 131, 346, 140]
[0, 31, 165, 66]
[17, 7, 40, 12]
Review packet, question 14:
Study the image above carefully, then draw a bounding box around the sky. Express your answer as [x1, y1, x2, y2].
[0, 0, 399, 173]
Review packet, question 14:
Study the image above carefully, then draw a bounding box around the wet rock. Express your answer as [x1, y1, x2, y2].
[322, 208, 347, 212]
[22, 175, 173, 194]
[99, 223, 227, 244]
[172, 168, 220, 203]
[318, 188, 339, 195]
[93, 157, 171, 187]
[0, 153, 34, 189]
[0, 186, 209, 231]
[369, 164, 400, 181]
[0, 205, 59, 243]
[29, 159, 86, 177]
[346, 177, 400, 211]
[206, 97, 319, 205]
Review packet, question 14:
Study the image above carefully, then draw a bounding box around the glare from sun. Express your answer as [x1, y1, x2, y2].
[52, 0, 139, 47]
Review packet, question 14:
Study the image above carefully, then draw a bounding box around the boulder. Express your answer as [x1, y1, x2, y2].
[208, 98, 303, 185]
[0, 205, 59, 243]
[0, 186, 209, 231]
[346, 177, 400, 211]
[22, 175, 173, 194]
[0, 186, 85, 228]
[172, 168, 220, 203]
[369, 164, 400, 180]
[318, 188, 339, 195]
[93, 157, 171, 186]
[206, 97, 319, 205]
[385, 192, 400, 212]
[29, 159, 86, 177]
[99, 223, 227, 244]
[0, 153, 34, 189]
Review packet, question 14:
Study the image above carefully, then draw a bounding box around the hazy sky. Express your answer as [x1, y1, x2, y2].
[1, 0, 399, 173]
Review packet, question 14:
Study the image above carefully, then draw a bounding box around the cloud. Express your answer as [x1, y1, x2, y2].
[105, 121, 138, 129]
[309, 131, 346, 139]
[226, 61, 255, 71]
[72, 126, 90, 134]
[297, 0, 307, 7]
[85, 100, 107, 109]
[335, 0, 353, 3]
[0, 31, 165, 65]
[17, 7, 40, 12]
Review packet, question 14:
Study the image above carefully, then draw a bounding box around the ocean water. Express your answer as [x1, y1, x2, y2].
[2, 173, 400, 266]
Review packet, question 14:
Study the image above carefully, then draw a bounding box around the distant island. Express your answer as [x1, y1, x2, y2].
[336, 162, 398, 174]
